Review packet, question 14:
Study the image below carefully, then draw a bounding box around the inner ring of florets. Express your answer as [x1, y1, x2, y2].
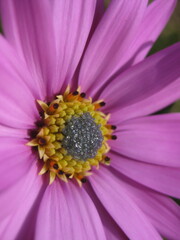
[27, 86, 117, 186]
[62, 112, 103, 161]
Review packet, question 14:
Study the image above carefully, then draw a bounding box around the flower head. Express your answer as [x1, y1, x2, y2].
[0, 0, 180, 240]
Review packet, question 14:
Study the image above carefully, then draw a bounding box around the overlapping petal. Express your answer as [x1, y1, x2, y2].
[0, 168, 44, 240]
[85, 184, 128, 240]
[127, 0, 177, 66]
[90, 167, 162, 240]
[93, 0, 105, 26]
[50, 0, 96, 93]
[109, 172, 180, 240]
[0, 159, 42, 225]
[79, 0, 148, 96]
[0, 125, 27, 138]
[0, 0, 56, 97]
[0, 36, 41, 128]
[35, 181, 106, 240]
[0, 137, 31, 191]
[110, 151, 180, 198]
[100, 43, 180, 124]
[112, 114, 180, 167]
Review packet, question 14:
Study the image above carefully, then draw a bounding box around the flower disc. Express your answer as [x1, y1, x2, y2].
[27, 87, 116, 185]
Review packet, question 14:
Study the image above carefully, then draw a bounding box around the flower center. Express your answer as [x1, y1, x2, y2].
[27, 86, 117, 186]
[62, 113, 103, 161]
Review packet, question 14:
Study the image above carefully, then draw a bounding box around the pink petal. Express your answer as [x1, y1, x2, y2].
[90, 167, 162, 240]
[0, 36, 40, 128]
[0, 0, 56, 97]
[0, 137, 32, 190]
[0, 159, 41, 224]
[0, 166, 44, 240]
[112, 114, 180, 167]
[85, 184, 128, 240]
[119, 0, 177, 71]
[128, 0, 177, 65]
[117, 176, 180, 240]
[93, 0, 105, 26]
[101, 43, 180, 124]
[78, 0, 147, 97]
[35, 181, 106, 240]
[0, 125, 28, 138]
[50, 0, 96, 93]
[110, 151, 180, 198]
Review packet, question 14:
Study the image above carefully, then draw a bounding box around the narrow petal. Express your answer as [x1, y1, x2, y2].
[85, 184, 128, 240]
[0, 160, 41, 223]
[79, 0, 147, 97]
[110, 151, 180, 198]
[0, 125, 28, 138]
[0, 36, 40, 128]
[90, 167, 162, 240]
[109, 170, 180, 240]
[50, 0, 96, 93]
[93, 0, 105, 26]
[0, 0, 56, 96]
[127, 0, 177, 65]
[0, 137, 32, 191]
[100, 43, 180, 123]
[35, 181, 106, 240]
[112, 114, 180, 167]
[0, 168, 44, 240]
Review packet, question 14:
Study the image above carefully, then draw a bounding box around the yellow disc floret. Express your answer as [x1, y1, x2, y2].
[27, 86, 116, 186]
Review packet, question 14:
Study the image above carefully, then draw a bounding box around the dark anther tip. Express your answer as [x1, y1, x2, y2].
[81, 178, 87, 183]
[111, 135, 117, 140]
[53, 103, 59, 109]
[111, 125, 117, 130]
[28, 129, 38, 138]
[100, 101, 106, 107]
[58, 170, 64, 175]
[39, 111, 44, 117]
[38, 137, 47, 145]
[36, 120, 44, 127]
[66, 174, 71, 178]
[105, 156, 110, 161]
[80, 92, 86, 98]
[53, 163, 59, 169]
[72, 91, 79, 96]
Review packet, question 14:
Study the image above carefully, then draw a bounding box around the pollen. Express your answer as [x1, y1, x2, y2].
[27, 86, 117, 186]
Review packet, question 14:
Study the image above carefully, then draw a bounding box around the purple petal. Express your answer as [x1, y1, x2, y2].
[93, 0, 105, 26]
[127, 0, 177, 65]
[78, 0, 147, 97]
[116, 176, 180, 240]
[112, 114, 180, 167]
[0, 159, 41, 224]
[0, 166, 44, 240]
[0, 0, 56, 97]
[90, 167, 162, 240]
[50, 0, 96, 93]
[0, 125, 28, 138]
[85, 184, 128, 240]
[0, 36, 40, 128]
[110, 151, 180, 198]
[0, 137, 32, 190]
[101, 43, 180, 123]
[35, 181, 106, 240]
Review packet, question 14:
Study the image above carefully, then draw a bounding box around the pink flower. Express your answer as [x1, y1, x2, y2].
[0, 0, 180, 240]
